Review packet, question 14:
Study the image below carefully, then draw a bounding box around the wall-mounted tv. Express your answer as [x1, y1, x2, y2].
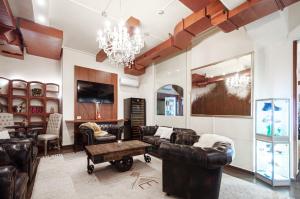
[77, 80, 114, 104]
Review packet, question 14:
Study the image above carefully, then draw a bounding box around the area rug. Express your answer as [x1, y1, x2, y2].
[31, 152, 293, 199]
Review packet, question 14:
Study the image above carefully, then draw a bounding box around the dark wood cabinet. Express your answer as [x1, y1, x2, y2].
[124, 98, 146, 140]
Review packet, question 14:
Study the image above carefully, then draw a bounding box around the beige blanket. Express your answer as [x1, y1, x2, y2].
[80, 122, 108, 137]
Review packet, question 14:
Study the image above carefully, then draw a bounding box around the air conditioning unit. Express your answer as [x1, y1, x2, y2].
[219, 0, 247, 10]
[120, 77, 139, 88]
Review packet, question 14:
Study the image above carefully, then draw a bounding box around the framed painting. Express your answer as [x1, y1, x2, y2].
[191, 53, 253, 117]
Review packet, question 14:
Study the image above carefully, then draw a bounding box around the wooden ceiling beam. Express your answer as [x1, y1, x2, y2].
[134, 1, 225, 71]
[127, 0, 299, 75]
[124, 65, 145, 76]
[214, 0, 300, 33]
[135, 37, 181, 67]
[0, 32, 24, 60]
[0, 0, 16, 29]
[18, 18, 63, 60]
[182, 8, 212, 36]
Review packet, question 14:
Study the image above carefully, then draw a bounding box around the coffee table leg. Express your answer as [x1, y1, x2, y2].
[144, 154, 151, 163]
[87, 156, 94, 174]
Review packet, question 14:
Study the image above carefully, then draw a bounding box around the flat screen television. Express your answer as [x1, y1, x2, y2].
[77, 80, 114, 104]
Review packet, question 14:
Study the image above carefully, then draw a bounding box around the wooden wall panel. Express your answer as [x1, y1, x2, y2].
[74, 66, 118, 121]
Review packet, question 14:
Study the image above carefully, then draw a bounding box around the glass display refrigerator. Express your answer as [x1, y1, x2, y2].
[255, 98, 290, 186]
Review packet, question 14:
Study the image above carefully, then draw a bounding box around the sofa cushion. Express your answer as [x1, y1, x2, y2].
[94, 134, 116, 142]
[154, 127, 164, 137]
[160, 127, 174, 140]
[143, 136, 169, 146]
[193, 134, 234, 148]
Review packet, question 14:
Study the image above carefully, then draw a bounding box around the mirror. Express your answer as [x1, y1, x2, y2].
[157, 84, 184, 116]
[191, 53, 253, 116]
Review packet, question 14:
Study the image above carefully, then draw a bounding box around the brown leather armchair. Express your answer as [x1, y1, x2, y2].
[160, 141, 234, 199]
[80, 124, 123, 146]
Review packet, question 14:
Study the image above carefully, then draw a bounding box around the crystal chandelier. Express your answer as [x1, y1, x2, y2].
[225, 73, 250, 89]
[96, 18, 144, 66]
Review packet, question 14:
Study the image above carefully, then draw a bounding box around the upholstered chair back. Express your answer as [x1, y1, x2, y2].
[0, 113, 14, 132]
[46, 113, 62, 135]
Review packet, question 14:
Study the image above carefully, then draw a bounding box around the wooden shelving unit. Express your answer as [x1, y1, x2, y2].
[0, 77, 10, 113]
[0, 77, 61, 133]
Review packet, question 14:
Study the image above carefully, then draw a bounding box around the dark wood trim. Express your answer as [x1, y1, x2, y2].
[293, 40, 299, 179]
[61, 144, 74, 150]
[224, 165, 255, 176]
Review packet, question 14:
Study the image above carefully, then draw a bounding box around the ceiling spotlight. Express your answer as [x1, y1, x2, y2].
[157, 9, 165, 15]
[37, 15, 47, 25]
[36, 0, 46, 7]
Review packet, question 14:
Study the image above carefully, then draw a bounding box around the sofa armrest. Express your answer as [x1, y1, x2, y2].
[139, 126, 158, 139]
[0, 166, 16, 199]
[79, 126, 94, 146]
[159, 142, 233, 169]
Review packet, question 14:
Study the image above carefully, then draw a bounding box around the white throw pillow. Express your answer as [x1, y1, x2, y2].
[193, 134, 235, 159]
[160, 127, 174, 140]
[0, 130, 10, 139]
[154, 127, 165, 137]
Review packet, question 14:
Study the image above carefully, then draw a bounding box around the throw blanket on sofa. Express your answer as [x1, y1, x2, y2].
[80, 122, 108, 137]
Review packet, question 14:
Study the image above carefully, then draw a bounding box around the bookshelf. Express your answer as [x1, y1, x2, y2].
[0, 77, 61, 132]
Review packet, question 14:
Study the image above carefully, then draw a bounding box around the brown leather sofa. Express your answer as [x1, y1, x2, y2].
[0, 131, 39, 199]
[139, 126, 197, 157]
[160, 137, 234, 199]
[0, 140, 33, 199]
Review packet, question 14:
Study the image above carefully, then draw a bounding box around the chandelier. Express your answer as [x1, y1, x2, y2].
[225, 73, 250, 89]
[96, 18, 144, 66]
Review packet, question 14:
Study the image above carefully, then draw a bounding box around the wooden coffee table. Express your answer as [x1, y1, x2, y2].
[85, 140, 152, 174]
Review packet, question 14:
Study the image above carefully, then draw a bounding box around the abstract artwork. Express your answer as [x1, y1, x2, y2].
[191, 53, 253, 116]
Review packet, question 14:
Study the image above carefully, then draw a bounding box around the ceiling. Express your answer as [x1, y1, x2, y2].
[8, 0, 192, 55]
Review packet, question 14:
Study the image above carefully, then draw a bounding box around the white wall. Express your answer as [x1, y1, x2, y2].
[0, 54, 61, 85]
[139, 65, 155, 126]
[187, 29, 262, 171]
[61, 47, 141, 145]
[142, 11, 300, 175]
[154, 52, 188, 128]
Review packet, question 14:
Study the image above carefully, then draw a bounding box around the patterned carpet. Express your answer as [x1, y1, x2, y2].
[31, 152, 293, 199]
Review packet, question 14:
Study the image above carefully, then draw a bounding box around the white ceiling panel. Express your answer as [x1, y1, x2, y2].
[48, 0, 192, 54]
[8, 0, 34, 21]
